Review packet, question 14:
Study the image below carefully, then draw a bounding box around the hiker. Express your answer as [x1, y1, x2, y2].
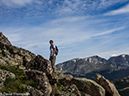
[49, 40, 58, 73]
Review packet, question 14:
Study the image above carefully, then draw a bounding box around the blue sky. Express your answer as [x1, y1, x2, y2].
[0, 0, 129, 64]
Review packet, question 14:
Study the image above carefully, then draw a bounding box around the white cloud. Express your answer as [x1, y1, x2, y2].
[51, 16, 87, 24]
[55, 0, 129, 15]
[0, 0, 33, 7]
[93, 27, 125, 37]
[98, 0, 128, 9]
[104, 4, 129, 16]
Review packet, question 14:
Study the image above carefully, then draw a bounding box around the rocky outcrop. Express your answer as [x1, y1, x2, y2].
[0, 41, 36, 66]
[0, 32, 11, 46]
[26, 55, 57, 85]
[0, 32, 36, 66]
[26, 55, 53, 75]
[0, 69, 15, 89]
[71, 78, 105, 96]
[95, 73, 120, 96]
[25, 70, 52, 96]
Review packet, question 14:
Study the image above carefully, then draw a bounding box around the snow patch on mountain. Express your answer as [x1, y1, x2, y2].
[122, 54, 125, 58]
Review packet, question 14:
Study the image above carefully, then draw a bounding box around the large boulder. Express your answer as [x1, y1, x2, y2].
[26, 55, 57, 85]
[0, 32, 12, 46]
[25, 70, 52, 96]
[71, 78, 105, 96]
[95, 73, 120, 96]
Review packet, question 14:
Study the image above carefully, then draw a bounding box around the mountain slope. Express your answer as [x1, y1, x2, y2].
[56, 56, 114, 74]
[56, 55, 129, 80]
[109, 54, 129, 68]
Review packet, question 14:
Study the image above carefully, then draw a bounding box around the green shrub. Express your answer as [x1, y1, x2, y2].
[4, 77, 15, 86]
[0, 79, 21, 93]
[0, 65, 24, 79]
[57, 81, 62, 91]
[57, 81, 61, 87]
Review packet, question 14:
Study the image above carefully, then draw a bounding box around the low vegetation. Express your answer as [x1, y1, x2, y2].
[0, 64, 38, 93]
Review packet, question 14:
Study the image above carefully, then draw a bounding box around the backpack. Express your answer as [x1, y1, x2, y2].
[50, 45, 59, 56]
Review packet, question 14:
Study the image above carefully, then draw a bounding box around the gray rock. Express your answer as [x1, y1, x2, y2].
[95, 73, 120, 96]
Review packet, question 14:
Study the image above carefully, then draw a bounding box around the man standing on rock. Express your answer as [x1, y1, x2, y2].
[49, 40, 57, 73]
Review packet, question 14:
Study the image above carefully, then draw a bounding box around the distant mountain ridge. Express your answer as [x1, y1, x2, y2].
[109, 54, 129, 68]
[56, 54, 129, 80]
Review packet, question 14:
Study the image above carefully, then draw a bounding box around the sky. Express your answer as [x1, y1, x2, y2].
[0, 0, 129, 64]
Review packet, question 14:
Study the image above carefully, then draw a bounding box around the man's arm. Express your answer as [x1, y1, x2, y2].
[52, 47, 56, 58]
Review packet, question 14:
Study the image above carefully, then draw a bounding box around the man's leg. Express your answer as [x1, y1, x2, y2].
[51, 56, 56, 73]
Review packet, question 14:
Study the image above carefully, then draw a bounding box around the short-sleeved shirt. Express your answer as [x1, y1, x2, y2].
[50, 45, 56, 56]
